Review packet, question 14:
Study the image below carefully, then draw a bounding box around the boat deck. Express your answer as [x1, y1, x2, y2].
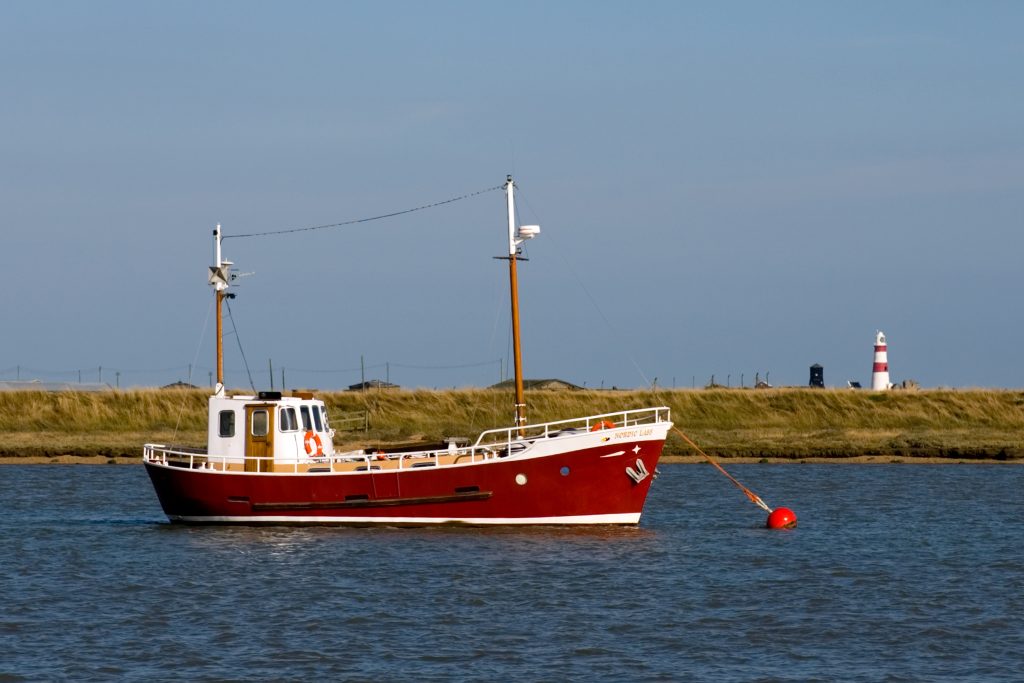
[144, 406, 672, 475]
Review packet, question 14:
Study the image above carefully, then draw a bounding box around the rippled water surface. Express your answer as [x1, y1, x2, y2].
[2, 463, 1023, 681]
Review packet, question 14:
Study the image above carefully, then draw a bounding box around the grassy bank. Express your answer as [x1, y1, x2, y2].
[1, 388, 1023, 461]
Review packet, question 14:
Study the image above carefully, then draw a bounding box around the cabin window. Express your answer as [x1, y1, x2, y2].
[280, 407, 298, 432]
[252, 410, 269, 436]
[312, 405, 323, 432]
[300, 406, 312, 431]
[219, 410, 235, 437]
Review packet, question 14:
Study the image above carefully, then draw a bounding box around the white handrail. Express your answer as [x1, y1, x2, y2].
[471, 406, 671, 455]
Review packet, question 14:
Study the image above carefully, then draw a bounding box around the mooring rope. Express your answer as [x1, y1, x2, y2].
[671, 425, 773, 513]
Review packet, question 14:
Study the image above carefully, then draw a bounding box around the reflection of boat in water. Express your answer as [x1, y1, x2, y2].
[143, 177, 672, 525]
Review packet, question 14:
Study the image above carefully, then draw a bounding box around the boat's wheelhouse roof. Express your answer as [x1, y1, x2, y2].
[210, 391, 323, 407]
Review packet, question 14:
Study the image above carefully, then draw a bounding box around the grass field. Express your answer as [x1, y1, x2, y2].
[1, 387, 1023, 462]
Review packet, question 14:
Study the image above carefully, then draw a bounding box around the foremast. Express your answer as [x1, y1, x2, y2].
[503, 176, 540, 432]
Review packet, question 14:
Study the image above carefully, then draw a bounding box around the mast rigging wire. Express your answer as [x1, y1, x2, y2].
[223, 185, 503, 240]
[282, 359, 500, 374]
[225, 298, 257, 393]
[391, 359, 501, 370]
[172, 298, 214, 440]
[213, 183, 503, 391]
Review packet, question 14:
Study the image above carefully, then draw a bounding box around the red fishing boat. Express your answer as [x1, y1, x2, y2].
[143, 177, 672, 524]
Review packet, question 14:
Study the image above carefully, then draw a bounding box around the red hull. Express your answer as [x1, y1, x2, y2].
[144, 437, 667, 525]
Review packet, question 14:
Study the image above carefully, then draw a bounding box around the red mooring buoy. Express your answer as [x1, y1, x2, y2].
[766, 507, 797, 529]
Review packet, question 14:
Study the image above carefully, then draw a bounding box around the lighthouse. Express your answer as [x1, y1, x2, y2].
[871, 330, 891, 390]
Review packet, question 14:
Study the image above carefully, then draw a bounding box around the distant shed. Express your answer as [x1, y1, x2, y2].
[162, 381, 199, 390]
[348, 379, 400, 391]
[489, 378, 583, 391]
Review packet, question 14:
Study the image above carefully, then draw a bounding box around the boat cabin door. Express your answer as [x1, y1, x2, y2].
[244, 404, 275, 472]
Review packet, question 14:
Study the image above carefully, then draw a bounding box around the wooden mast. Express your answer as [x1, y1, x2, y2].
[504, 176, 540, 432]
[509, 254, 526, 429]
[210, 224, 229, 396]
[216, 289, 224, 389]
[505, 177, 526, 430]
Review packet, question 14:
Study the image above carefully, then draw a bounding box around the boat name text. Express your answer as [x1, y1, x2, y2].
[614, 428, 654, 439]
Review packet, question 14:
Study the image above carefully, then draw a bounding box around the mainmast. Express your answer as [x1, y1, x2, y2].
[208, 225, 232, 397]
[503, 176, 540, 431]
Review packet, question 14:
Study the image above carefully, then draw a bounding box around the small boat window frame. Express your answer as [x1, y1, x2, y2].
[300, 405, 312, 431]
[321, 406, 330, 429]
[252, 409, 269, 437]
[280, 407, 299, 432]
[219, 410, 235, 438]
[312, 405, 323, 432]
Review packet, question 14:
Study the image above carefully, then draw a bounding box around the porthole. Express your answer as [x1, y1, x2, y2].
[560, 466, 570, 477]
[515, 473, 527, 486]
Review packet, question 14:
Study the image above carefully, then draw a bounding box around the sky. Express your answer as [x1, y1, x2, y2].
[2, 1, 1023, 391]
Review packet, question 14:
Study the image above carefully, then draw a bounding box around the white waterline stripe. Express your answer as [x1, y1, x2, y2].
[171, 512, 641, 525]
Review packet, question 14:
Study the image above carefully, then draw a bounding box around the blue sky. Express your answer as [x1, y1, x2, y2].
[2, 1, 1022, 390]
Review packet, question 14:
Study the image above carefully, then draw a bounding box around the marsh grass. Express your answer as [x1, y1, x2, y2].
[1, 387, 1022, 460]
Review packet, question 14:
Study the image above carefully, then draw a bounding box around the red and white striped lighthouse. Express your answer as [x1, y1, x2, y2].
[871, 330, 891, 390]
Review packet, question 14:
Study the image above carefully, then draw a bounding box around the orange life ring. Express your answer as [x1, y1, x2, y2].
[590, 420, 616, 432]
[304, 430, 324, 456]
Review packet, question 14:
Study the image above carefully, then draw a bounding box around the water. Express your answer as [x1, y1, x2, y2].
[2, 463, 1023, 682]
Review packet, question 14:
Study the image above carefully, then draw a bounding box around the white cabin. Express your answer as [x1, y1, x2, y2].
[207, 391, 335, 471]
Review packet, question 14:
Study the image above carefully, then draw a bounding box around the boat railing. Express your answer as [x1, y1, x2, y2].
[471, 405, 671, 456]
[322, 445, 507, 470]
[143, 444, 217, 468]
[143, 443, 495, 472]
